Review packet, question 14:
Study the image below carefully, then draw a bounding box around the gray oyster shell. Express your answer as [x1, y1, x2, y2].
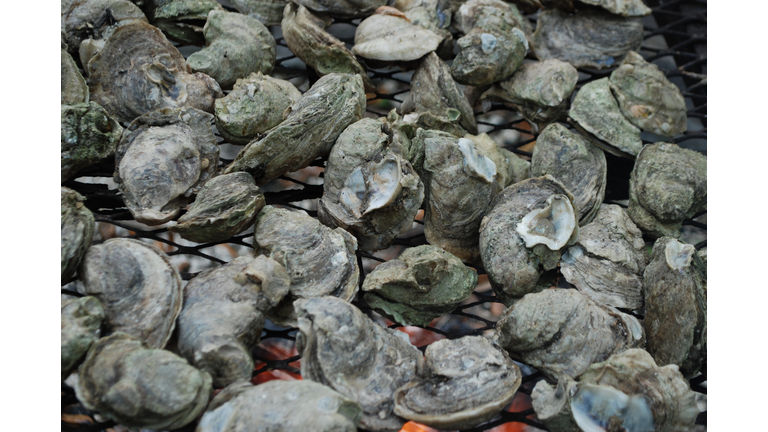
[578, 0, 651, 17]
[87, 20, 223, 124]
[225, 73, 366, 185]
[75, 333, 212, 430]
[496, 288, 645, 380]
[393, 0, 454, 57]
[296, 296, 424, 432]
[644, 237, 706, 377]
[362, 245, 478, 326]
[79, 238, 183, 348]
[62, 48, 88, 104]
[144, 0, 223, 45]
[255, 206, 359, 327]
[393, 336, 522, 430]
[196, 380, 363, 432]
[187, 10, 276, 89]
[530, 122, 606, 225]
[61, 187, 95, 283]
[176, 256, 290, 388]
[61, 296, 104, 380]
[114, 107, 219, 225]
[627, 142, 707, 238]
[61, 102, 123, 181]
[352, 8, 444, 61]
[170, 173, 265, 244]
[295, 0, 387, 18]
[560, 204, 649, 309]
[231, 0, 289, 26]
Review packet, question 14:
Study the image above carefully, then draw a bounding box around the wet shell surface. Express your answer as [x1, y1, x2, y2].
[61, 102, 123, 181]
[61, 296, 104, 380]
[230, 0, 289, 26]
[61, 48, 88, 105]
[352, 9, 444, 61]
[61, 187, 95, 283]
[145, 0, 223, 45]
[294, 0, 388, 18]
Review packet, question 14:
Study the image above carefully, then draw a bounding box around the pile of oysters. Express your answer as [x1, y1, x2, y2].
[61, 0, 706, 431]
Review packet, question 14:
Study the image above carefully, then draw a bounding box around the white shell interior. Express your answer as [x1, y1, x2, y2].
[339, 157, 403, 218]
[571, 384, 654, 432]
[516, 194, 577, 250]
[664, 239, 695, 271]
[457, 138, 496, 183]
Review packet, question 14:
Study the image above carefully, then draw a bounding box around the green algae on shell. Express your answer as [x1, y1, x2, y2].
[62, 296, 104, 380]
[61, 48, 88, 105]
[61, 187, 95, 283]
[230, 0, 289, 26]
[61, 102, 123, 181]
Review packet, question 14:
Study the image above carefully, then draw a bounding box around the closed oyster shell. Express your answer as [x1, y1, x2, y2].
[225, 73, 366, 185]
[579, 0, 651, 17]
[61, 102, 123, 181]
[496, 288, 645, 380]
[231, 0, 289, 26]
[254, 206, 359, 327]
[62, 48, 88, 105]
[296, 296, 424, 432]
[61, 187, 95, 283]
[176, 256, 290, 388]
[295, 0, 387, 18]
[196, 380, 363, 432]
[393, 0, 454, 57]
[78, 238, 183, 348]
[61, 296, 104, 380]
[187, 10, 276, 89]
[75, 333, 212, 431]
[394, 336, 521, 430]
[114, 107, 219, 225]
[352, 9, 444, 61]
[144, 0, 223, 45]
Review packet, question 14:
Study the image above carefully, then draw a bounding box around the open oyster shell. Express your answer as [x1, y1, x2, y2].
[225, 73, 366, 185]
[496, 288, 645, 380]
[197, 380, 363, 432]
[295, 0, 387, 18]
[114, 107, 219, 225]
[143, 0, 223, 45]
[231, 0, 289, 26]
[62, 296, 104, 380]
[352, 7, 444, 61]
[78, 238, 183, 348]
[75, 332, 212, 431]
[362, 245, 478, 326]
[176, 255, 290, 388]
[62, 187, 95, 283]
[62, 48, 88, 105]
[579, 0, 652, 17]
[61, 102, 123, 181]
[393, 336, 522, 429]
[296, 296, 424, 432]
[187, 10, 276, 89]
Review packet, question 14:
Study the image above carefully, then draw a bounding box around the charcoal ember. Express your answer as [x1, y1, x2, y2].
[61, 187, 95, 283]
[61, 296, 104, 380]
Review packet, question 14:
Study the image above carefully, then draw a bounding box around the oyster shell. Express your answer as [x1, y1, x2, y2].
[579, 0, 651, 17]
[352, 7, 444, 61]
[296, 296, 424, 432]
[560, 204, 649, 309]
[196, 380, 363, 432]
[114, 107, 219, 225]
[231, 0, 289, 26]
[254, 206, 359, 327]
[61, 296, 104, 380]
[644, 237, 706, 377]
[495, 288, 645, 380]
[176, 256, 290, 388]
[62, 48, 88, 105]
[530, 122, 606, 224]
[225, 73, 366, 185]
[78, 238, 183, 348]
[294, 0, 387, 18]
[61, 187, 95, 283]
[393, 0, 454, 57]
[627, 142, 707, 238]
[187, 10, 276, 89]
[393, 336, 521, 430]
[75, 332, 212, 430]
[61, 102, 123, 181]
[87, 20, 223, 124]
[462, 133, 530, 187]
[144, 0, 223, 45]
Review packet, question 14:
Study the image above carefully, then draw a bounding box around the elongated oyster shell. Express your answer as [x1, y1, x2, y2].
[197, 380, 363, 431]
[62, 48, 88, 105]
[61, 102, 123, 181]
[295, 0, 387, 18]
[87, 20, 223, 124]
[62, 187, 95, 283]
[79, 238, 183, 348]
[394, 336, 521, 429]
[579, 0, 651, 17]
[352, 8, 444, 61]
[254, 206, 359, 327]
[644, 237, 706, 377]
[114, 107, 219, 225]
[177, 256, 290, 388]
[296, 296, 424, 432]
[231, 0, 289, 26]
[187, 10, 276, 89]
[362, 245, 478, 326]
[76, 333, 212, 430]
[627, 142, 707, 238]
[62, 296, 104, 380]
[496, 288, 644, 380]
[393, 0, 454, 57]
[225, 73, 366, 185]
[144, 0, 223, 45]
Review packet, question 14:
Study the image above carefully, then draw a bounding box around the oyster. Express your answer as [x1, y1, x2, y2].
[170, 173, 265, 243]
[114, 107, 219, 225]
[87, 20, 223, 124]
[231, 0, 289, 26]
[393, 0, 454, 57]
[196, 380, 363, 432]
[254, 206, 359, 327]
[187, 10, 276, 89]
[78, 238, 183, 348]
[62, 48, 88, 105]
[61, 296, 104, 380]
[296, 296, 424, 432]
[463, 133, 530, 187]
[644, 237, 706, 377]
[402, 111, 468, 138]
[294, 0, 387, 18]
[393, 336, 521, 430]
[352, 7, 444, 61]
[627, 142, 707, 238]
[362, 245, 478, 326]
[560, 204, 648, 309]
[579, 0, 651, 17]
[143, 0, 223, 45]
[61, 102, 123, 181]
[225, 73, 366, 185]
[75, 333, 212, 430]
[530, 122, 606, 225]
[496, 288, 644, 380]
[61, 187, 95, 283]
[176, 256, 290, 388]
[478, 175, 579, 305]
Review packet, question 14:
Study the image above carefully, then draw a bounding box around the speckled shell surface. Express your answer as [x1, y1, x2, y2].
[61, 187, 95, 283]
[61, 102, 123, 181]
[61, 296, 104, 380]
[352, 11, 444, 61]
